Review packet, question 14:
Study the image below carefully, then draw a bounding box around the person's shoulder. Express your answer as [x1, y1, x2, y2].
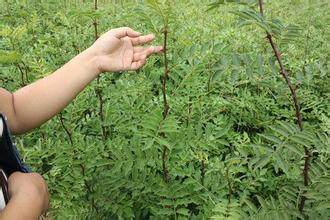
[0, 88, 12, 107]
[0, 88, 14, 127]
[0, 88, 10, 97]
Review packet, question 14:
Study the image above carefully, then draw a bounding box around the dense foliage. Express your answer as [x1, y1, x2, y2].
[0, 0, 329, 219]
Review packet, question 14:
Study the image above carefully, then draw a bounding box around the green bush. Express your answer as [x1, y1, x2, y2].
[0, 0, 329, 219]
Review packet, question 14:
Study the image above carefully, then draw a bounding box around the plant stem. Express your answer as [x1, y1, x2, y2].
[80, 164, 98, 213]
[16, 63, 26, 86]
[201, 159, 205, 186]
[161, 25, 170, 183]
[162, 144, 170, 183]
[258, 0, 310, 215]
[95, 86, 107, 141]
[58, 112, 73, 146]
[162, 26, 170, 119]
[92, 0, 107, 141]
[225, 168, 232, 204]
[258, 1, 302, 130]
[21, 61, 29, 84]
[93, 0, 99, 40]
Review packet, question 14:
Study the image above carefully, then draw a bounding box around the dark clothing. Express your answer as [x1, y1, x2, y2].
[0, 114, 30, 176]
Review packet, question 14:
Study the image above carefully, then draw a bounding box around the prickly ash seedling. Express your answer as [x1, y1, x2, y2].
[93, 0, 99, 40]
[58, 112, 73, 146]
[92, 0, 107, 141]
[257, 0, 310, 214]
[161, 24, 170, 183]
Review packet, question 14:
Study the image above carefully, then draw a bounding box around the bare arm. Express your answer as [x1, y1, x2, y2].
[0, 49, 99, 134]
[0, 27, 162, 134]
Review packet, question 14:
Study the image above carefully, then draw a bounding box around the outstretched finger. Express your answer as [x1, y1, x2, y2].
[133, 47, 144, 53]
[133, 46, 163, 61]
[110, 27, 141, 38]
[133, 53, 146, 62]
[145, 46, 163, 57]
[131, 60, 146, 71]
[131, 34, 155, 46]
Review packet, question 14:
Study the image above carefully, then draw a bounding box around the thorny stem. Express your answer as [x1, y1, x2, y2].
[93, 0, 99, 40]
[58, 112, 73, 146]
[225, 168, 232, 205]
[161, 144, 170, 183]
[9, 34, 29, 87]
[201, 159, 205, 186]
[72, 42, 80, 53]
[21, 61, 29, 84]
[186, 97, 192, 127]
[92, 0, 107, 141]
[161, 25, 170, 183]
[16, 64, 25, 86]
[162, 26, 170, 119]
[80, 164, 98, 213]
[224, 167, 233, 218]
[95, 87, 107, 141]
[258, 0, 310, 215]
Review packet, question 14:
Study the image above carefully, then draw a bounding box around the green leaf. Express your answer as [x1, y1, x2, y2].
[259, 134, 282, 145]
[274, 151, 288, 174]
[142, 138, 155, 151]
[254, 153, 272, 170]
[0, 50, 22, 64]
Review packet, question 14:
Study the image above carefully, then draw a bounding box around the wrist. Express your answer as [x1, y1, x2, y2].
[81, 47, 103, 76]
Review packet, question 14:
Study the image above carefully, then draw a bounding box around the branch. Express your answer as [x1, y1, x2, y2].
[162, 26, 170, 120]
[16, 63, 26, 87]
[58, 112, 73, 146]
[258, 0, 310, 214]
[201, 159, 206, 186]
[95, 86, 107, 141]
[161, 25, 170, 183]
[162, 144, 170, 183]
[258, 0, 302, 130]
[225, 168, 232, 204]
[79, 164, 98, 213]
[93, 0, 99, 40]
[92, 0, 106, 141]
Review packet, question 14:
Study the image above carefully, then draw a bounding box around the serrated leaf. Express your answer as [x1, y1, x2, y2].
[259, 134, 282, 144]
[254, 153, 272, 170]
[0, 50, 22, 64]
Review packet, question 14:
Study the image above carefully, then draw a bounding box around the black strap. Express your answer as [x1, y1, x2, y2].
[0, 114, 30, 176]
[0, 168, 9, 205]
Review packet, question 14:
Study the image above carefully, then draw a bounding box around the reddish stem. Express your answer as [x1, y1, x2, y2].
[162, 27, 170, 119]
[258, 0, 310, 214]
[161, 25, 170, 183]
[59, 112, 73, 146]
[93, 0, 99, 40]
[201, 159, 205, 186]
[92, 0, 106, 141]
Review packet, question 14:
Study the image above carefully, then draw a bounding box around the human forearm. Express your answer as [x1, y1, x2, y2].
[11, 48, 100, 134]
[0, 27, 162, 134]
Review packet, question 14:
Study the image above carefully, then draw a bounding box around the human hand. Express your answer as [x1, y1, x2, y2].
[89, 27, 163, 73]
[8, 172, 49, 214]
